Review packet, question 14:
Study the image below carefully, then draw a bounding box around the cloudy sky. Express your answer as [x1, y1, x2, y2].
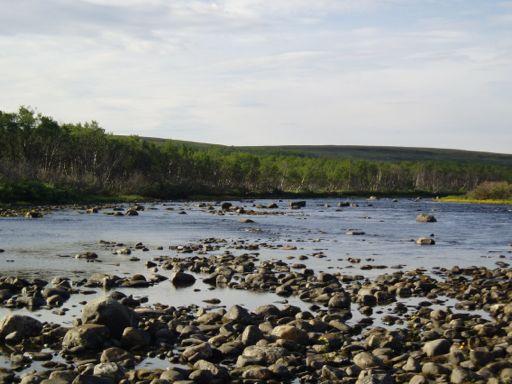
[1, 0, 511, 152]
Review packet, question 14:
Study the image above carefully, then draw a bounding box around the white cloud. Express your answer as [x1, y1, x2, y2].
[0, 0, 510, 152]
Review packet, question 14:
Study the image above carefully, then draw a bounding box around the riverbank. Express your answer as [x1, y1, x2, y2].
[0, 180, 451, 206]
[439, 196, 512, 205]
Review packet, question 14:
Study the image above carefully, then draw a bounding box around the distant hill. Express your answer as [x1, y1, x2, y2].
[138, 136, 512, 166]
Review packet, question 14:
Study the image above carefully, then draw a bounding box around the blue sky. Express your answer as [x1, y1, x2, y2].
[1, 0, 511, 152]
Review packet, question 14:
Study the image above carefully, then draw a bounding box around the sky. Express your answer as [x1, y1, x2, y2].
[0, 0, 511, 153]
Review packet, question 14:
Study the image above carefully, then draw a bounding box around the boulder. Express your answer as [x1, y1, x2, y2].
[416, 237, 435, 245]
[93, 362, 125, 381]
[290, 201, 306, 209]
[221, 202, 232, 210]
[25, 211, 43, 219]
[223, 305, 252, 324]
[62, 324, 110, 352]
[353, 352, 382, 369]
[241, 325, 263, 346]
[171, 271, 196, 288]
[241, 345, 288, 365]
[271, 325, 309, 344]
[328, 292, 351, 309]
[182, 342, 213, 362]
[100, 347, 134, 366]
[0, 314, 43, 341]
[82, 297, 137, 339]
[422, 339, 451, 357]
[121, 327, 149, 348]
[416, 214, 437, 223]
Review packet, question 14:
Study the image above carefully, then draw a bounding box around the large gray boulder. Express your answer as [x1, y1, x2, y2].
[0, 314, 43, 340]
[82, 297, 137, 339]
[62, 324, 110, 352]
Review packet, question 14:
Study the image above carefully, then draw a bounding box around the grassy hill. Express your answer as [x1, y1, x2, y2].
[138, 136, 512, 166]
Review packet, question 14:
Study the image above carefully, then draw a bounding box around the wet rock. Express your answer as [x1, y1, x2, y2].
[450, 366, 476, 384]
[20, 373, 43, 384]
[240, 345, 288, 365]
[416, 214, 437, 223]
[290, 201, 306, 209]
[223, 305, 252, 324]
[115, 248, 131, 255]
[93, 362, 125, 381]
[271, 325, 309, 344]
[328, 292, 351, 309]
[25, 210, 43, 218]
[218, 341, 244, 357]
[241, 325, 263, 346]
[469, 347, 492, 367]
[62, 324, 110, 352]
[0, 314, 43, 341]
[182, 342, 213, 362]
[121, 327, 149, 348]
[171, 271, 196, 288]
[72, 375, 115, 384]
[402, 357, 420, 372]
[347, 229, 365, 236]
[409, 375, 427, 384]
[49, 370, 77, 383]
[356, 369, 394, 384]
[160, 368, 187, 381]
[82, 297, 138, 339]
[500, 368, 512, 382]
[100, 347, 134, 366]
[353, 352, 383, 369]
[422, 339, 451, 357]
[193, 360, 229, 381]
[416, 237, 435, 245]
[241, 365, 273, 380]
[321, 365, 344, 380]
[221, 202, 232, 210]
[76, 252, 99, 260]
[421, 362, 450, 377]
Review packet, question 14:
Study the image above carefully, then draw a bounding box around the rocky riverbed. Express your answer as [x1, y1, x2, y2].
[0, 198, 510, 383]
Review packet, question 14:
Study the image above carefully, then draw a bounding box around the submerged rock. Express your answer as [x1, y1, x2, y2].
[290, 201, 306, 209]
[416, 237, 435, 245]
[416, 213, 437, 223]
[25, 210, 43, 219]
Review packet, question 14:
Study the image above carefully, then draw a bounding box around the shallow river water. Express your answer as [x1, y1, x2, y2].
[0, 198, 510, 372]
[1, 198, 510, 277]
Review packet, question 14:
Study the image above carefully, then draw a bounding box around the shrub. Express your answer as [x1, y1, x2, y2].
[469, 181, 512, 200]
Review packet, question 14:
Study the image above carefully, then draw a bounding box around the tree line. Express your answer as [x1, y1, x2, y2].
[1, 107, 511, 203]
